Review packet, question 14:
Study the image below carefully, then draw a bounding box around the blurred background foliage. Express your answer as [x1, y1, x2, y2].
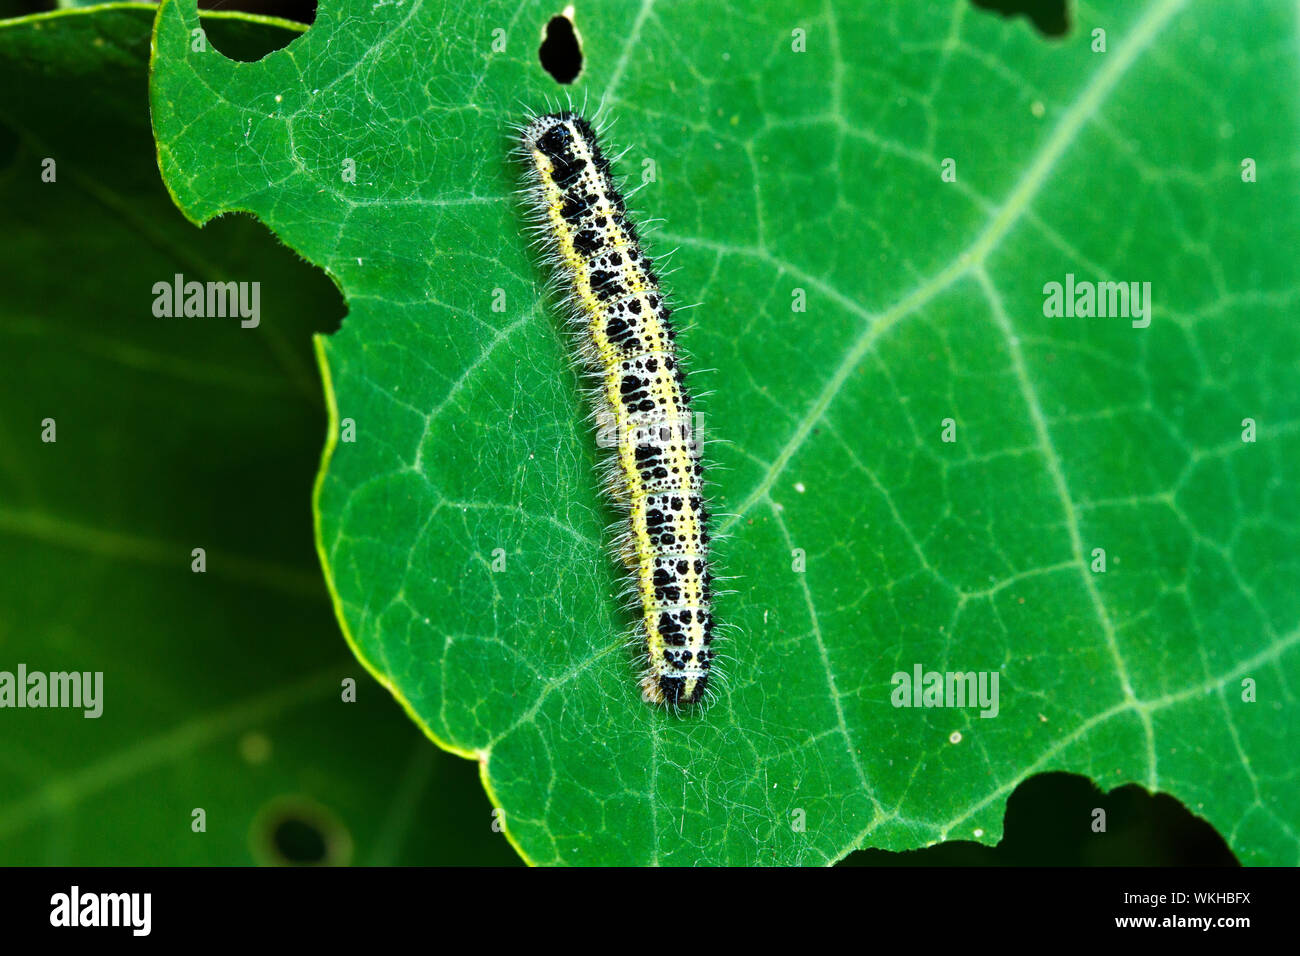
[0, 4, 519, 865]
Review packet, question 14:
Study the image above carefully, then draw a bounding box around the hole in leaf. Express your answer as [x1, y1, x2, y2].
[274, 818, 328, 863]
[839, 772, 1238, 865]
[539, 14, 583, 84]
[200, 7, 312, 64]
[199, 0, 317, 27]
[252, 797, 353, 866]
[970, 0, 1069, 39]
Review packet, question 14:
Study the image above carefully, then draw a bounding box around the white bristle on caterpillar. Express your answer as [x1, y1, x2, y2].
[516, 110, 717, 710]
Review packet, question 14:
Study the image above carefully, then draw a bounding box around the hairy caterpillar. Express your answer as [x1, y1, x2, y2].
[517, 111, 716, 709]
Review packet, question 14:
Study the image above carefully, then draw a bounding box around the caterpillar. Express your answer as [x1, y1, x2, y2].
[517, 111, 716, 709]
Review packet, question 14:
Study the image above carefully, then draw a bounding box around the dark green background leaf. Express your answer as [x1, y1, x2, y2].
[0, 4, 517, 865]
[150, 0, 1299, 865]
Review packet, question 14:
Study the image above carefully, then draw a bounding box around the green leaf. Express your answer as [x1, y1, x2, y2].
[0, 4, 517, 865]
[150, 0, 1300, 865]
